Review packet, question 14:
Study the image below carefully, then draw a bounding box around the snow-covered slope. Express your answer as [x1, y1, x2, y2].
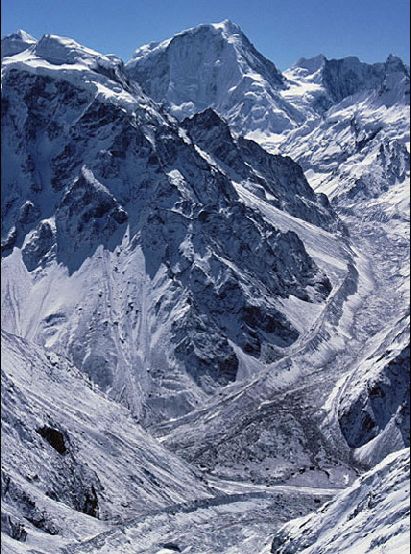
[1, 329, 211, 553]
[269, 448, 410, 554]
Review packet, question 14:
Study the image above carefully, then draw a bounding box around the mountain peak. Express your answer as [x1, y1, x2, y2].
[212, 19, 242, 34]
[126, 20, 284, 128]
[1, 28, 36, 58]
[5, 29, 35, 41]
[129, 20, 245, 62]
[175, 19, 243, 39]
[34, 33, 102, 64]
[293, 54, 327, 74]
[385, 54, 409, 75]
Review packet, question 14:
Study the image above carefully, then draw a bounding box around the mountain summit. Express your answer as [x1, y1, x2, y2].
[1, 29, 36, 58]
[125, 20, 293, 135]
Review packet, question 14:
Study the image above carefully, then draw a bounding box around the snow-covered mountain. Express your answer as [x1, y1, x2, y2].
[127, 21, 410, 217]
[1, 29, 36, 59]
[1, 22, 409, 554]
[125, 20, 299, 136]
[126, 21, 409, 149]
[1, 32, 339, 425]
[281, 54, 410, 209]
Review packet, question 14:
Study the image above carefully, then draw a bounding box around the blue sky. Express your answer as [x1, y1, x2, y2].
[2, 0, 410, 69]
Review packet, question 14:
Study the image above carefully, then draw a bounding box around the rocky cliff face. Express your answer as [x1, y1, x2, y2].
[182, 108, 339, 231]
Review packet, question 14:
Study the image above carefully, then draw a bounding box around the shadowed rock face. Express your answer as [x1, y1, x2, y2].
[339, 344, 410, 449]
[36, 426, 68, 455]
[321, 55, 410, 103]
[54, 167, 128, 272]
[21, 220, 55, 271]
[321, 57, 386, 102]
[182, 108, 339, 232]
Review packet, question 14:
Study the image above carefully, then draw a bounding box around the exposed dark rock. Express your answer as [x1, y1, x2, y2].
[1, 512, 27, 542]
[183, 109, 339, 232]
[36, 426, 67, 455]
[161, 543, 182, 552]
[22, 220, 55, 271]
[26, 510, 59, 535]
[55, 167, 128, 272]
[271, 534, 288, 553]
[81, 485, 99, 518]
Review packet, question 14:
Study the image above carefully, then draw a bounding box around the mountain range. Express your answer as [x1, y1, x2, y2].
[1, 21, 410, 554]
